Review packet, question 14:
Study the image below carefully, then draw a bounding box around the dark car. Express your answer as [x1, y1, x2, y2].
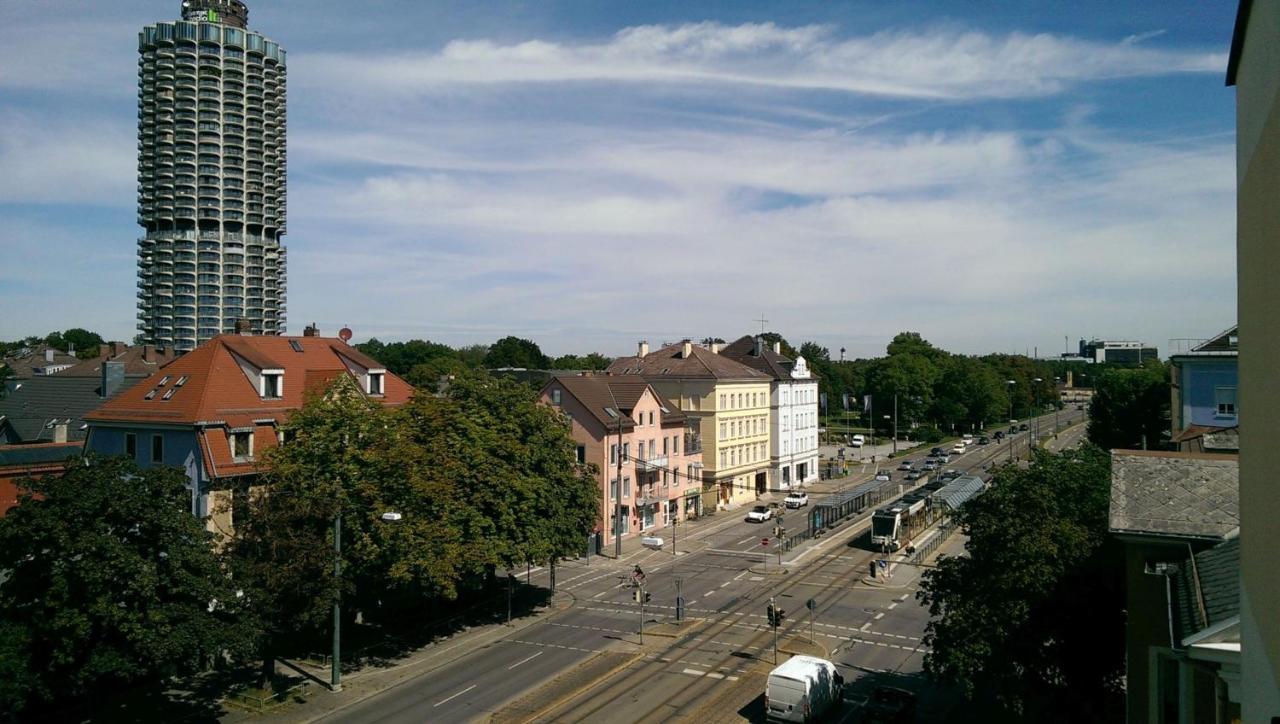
[863, 685, 917, 723]
[1019, 423, 1029, 431]
[929, 447, 944, 457]
[994, 431, 1005, 441]
[977, 436, 990, 445]
[1008, 425, 1018, 434]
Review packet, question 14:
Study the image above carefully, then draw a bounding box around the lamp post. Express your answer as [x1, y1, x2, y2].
[1053, 376, 1061, 435]
[884, 414, 893, 458]
[332, 510, 404, 692]
[1006, 380, 1016, 462]
[1032, 377, 1043, 446]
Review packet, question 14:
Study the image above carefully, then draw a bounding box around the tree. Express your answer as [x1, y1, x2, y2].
[0, 455, 251, 717]
[759, 332, 797, 359]
[44, 328, 105, 360]
[356, 338, 457, 376]
[550, 352, 611, 371]
[1087, 362, 1170, 450]
[917, 445, 1124, 719]
[485, 336, 550, 369]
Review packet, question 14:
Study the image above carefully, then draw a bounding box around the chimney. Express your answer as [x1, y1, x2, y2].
[52, 421, 68, 444]
[710, 342, 721, 355]
[773, 341, 781, 354]
[68, 342, 75, 356]
[99, 343, 111, 358]
[303, 323, 320, 338]
[1066, 370, 1074, 389]
[235, 318, 251, 335]
[638, 340, 649, 357]
[681, 339, 692, 359]
[100, 360, 125, 399]
[753, 336, 763, 356]
[143, 344, 155, 362]
[44, 348, 54, 363]
[112, 341, 124, 357]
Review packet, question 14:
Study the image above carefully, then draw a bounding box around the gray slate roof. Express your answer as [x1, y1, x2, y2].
[719, 336, 796, 381]
[0, 375, 143, 443]
[1171, 537, 1240, 644]
[1109, 450, 1239, 540]
[0, 442, 83, 467]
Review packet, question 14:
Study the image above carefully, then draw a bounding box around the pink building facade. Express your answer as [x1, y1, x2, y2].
[539, 374, 704, 545]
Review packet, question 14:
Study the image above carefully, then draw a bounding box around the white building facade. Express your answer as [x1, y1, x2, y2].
[720, 336, 819, 491]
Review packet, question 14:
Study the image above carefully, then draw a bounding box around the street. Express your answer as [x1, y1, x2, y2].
[313, 410, 1084, 723]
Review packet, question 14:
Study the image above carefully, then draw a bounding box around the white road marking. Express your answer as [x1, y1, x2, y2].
[683, 668, 707, 677]
[860, 623, 871, 631]
[508, 651, 543, 670]
[874, 612, 885, 620]
[737, 536, 756, 545]
[750, 576, 764, 581]
[720, 581, 731, 588]
[887, 602, 898, 610]
[706, 672, 725, 679]
[727, 675, 740, 681]
[704, 590, 716, 597]
[733, 571, 748, 581]
[433, 684, 477, 708]
[592, 591, 606, 599]
[896, 594, 909, 602]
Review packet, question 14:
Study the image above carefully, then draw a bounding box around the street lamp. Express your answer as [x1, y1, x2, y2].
[1006, 380, 1016, 462]
[1032, 378, 1043, 444]
[332, 510, 403, 692]
[884, 415, 893, 458]
[1053, 377, 1061, 435]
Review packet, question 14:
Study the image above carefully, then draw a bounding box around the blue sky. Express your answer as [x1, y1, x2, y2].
[0, 1, 1239, 359]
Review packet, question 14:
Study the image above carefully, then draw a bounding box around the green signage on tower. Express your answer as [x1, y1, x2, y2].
[207, 9, 218, 22]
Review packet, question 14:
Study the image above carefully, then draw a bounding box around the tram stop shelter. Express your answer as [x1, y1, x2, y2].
[807, 477, 891, 536]
[930, 475, 986, 515]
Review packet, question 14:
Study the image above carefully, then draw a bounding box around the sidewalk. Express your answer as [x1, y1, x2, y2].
[221, 590, 577, 723]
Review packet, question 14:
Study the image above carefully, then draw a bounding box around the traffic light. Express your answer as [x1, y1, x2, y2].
[767, 603, 777, 627]
[776, 608, 786, 625]
[644, 591, 652, 604]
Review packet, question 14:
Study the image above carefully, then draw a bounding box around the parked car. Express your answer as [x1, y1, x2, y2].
[765, 655, 843, 723]
[784, 491, 809, 509]
[978, 436, 990, 445]
[874, 472, 891, 482]
[746, 505, 775, 523]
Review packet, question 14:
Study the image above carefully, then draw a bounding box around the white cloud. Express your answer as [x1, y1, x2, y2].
[296, 22, 1225, 100]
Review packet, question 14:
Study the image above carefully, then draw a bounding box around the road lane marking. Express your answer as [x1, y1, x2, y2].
[593, 591, 606, 598]
[508, 651, 543, 670]
[887, 602, 898, 610]
[706, 672, 725, 679]
[683, 668, 707, 676]
[874, 612, 885, 620]
[733, 571, 748, 581]
[720, 581, 731, 588]
[434, 684, 477, 708]
[750, 576, 764, 581]
[860, 623, 871, 631]
[896, 594, 909, 602]
[704, 590, 716, 597]
[737, 536, 756, 545]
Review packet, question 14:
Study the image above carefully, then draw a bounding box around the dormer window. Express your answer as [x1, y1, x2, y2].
[230, 429, 253, 461]
[368, 370, 385, 396]
[262, 371, 283, 399]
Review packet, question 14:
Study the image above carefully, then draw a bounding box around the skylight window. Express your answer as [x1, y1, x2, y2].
[144, 389, 157, 400]
[604, 407, 619, 418]
[162, 388, 176, 400]
[157, 375, 171, 386]
[289, 340, 303, 352]
[175, 376, 188, 387]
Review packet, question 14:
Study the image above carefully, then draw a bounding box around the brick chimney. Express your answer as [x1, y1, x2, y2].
[44, 348, 54, 363]
[638, 340, 649, 357]
[303, 323, 320, 337]
[99, 343, 111, 358]
[112, 341, 124, 357]
[753, 336, 763, 356]
[143, 344, 155, 362]
[235, 318, 251, 335]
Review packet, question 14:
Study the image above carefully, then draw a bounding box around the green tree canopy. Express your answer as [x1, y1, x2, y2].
[917, 445, 1123, 719]
[44, 328, 105, 359]
[550, 352, 612, 371]
[485, 336, 550, 369]
[1087, 362, 1170, 450]
[0, 456, 251, 717]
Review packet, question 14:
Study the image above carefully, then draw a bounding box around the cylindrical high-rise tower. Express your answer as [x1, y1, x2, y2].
[137, 0, 287, 351]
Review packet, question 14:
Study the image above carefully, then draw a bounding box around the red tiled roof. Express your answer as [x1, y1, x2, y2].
[85, 336, 413, 475]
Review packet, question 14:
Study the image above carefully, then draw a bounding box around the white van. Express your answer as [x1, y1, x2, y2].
[850, 434, 865, 448]
[764, 655, 842, 722]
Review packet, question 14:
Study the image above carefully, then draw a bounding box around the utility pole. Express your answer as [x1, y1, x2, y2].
[615, 423, 624, 558]
[331, 512, 342, 692]
[507, 572, 514, 626]
[675, 578, 684, 622]
[892, 392, 899, 456]
[637, 585, 648, 644]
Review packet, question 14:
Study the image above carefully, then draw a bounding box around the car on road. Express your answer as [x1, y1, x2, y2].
[784, 491, 809, 509]
[1019, 423, 1029, 431]
[929, 447, 944, 457]
[961, 433, 974, 444]
[765, 655, 842, 723]
[862, 685, 917, 723]
[897, 460, 914, 470]
[874, 472, 891, 482]
[940, 469, 961, 481]
[937, 454, 951, 464]
[994, 431, 1005, 441]
[904, 470, 923, 481]
[1008, 425, 1018, 435]
[850, 434, 865, 448]
[978, 436, 990, 445]
[950, 443, 966, 455]
[746, 505, 774, 523]
[922, 461, 939, 471]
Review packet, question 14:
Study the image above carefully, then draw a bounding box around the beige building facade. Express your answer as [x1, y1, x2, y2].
[1228, 0, 1280, 718]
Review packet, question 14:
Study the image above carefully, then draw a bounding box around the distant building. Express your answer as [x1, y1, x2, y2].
[1109, 450, 1240, 723]
[2, 345, 80, 378]
[1227, 0, 1280, 716]
[539, 374, 704, 546]
[608, 340, 773, 510]
[1064, 338, 1159, 365]
[1169, 326, 1238, 453]
[720, 336, 819, 490]
[84, 331, 412, 536]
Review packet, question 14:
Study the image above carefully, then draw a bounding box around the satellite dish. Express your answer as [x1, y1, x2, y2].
[338, 327, 353, 342]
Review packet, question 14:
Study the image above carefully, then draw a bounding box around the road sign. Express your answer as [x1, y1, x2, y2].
[806, 598, 816, 611]
[878, 559, 887, 570]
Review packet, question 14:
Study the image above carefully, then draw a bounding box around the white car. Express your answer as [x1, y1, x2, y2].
[784, 491, 809, 508]
[746, 505, 774, 523]
[874, 472, 891, 482]
[897, 460, 915, 470]
[951, 444, 967, 455]
[850, 434, 865, 448]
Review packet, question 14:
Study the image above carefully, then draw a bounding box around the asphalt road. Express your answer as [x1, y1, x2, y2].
[322, 409, 1083, 723]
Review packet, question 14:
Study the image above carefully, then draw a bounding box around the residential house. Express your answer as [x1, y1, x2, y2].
[539, 374, 704, 548]
[608, 340, 772, 510]
[84, 331, 413, 537]
[1, 344, 80, 378]
[0, 343, 174, 445]
[0, 442, 84, 517]
[720, 336, 819, 490]
[1169, 326, 1238, 453]
[1228, 0, 1280, 714]
[1109, 449, 1240, 723]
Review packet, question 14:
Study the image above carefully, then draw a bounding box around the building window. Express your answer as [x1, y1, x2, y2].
[623, 442, 630, 461]
[125, 432, 137, 460]
[151, 434, 164, 463]
[639, 440, 646, 460]
[623, 476, 631, 498]
[368, 372, 384, 396]
[263, 372, 282, 399]
[551, 388, 561, 405]
[672, 436, 679, 455]
[610, 443, 618, 465]
[576, 445, 586, 463]
[1215, 386, 1237, 416]
[231, 430, 253, 461]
